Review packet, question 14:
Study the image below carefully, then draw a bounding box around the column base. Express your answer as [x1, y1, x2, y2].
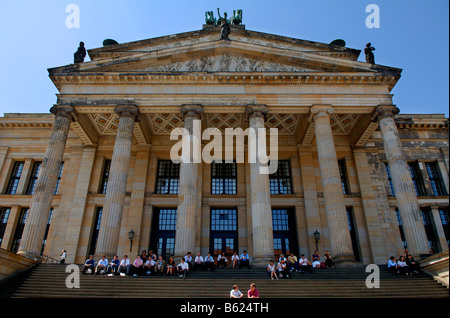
[251, 256, 275, 268]
[333, 255, 364, 268]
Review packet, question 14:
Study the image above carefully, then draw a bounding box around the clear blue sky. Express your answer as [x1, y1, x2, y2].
[0, 0, 448, 116]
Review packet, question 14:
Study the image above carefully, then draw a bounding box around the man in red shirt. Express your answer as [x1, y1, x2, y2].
[247, 283, 260, 298]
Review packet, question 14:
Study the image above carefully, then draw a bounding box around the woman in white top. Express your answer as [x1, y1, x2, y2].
[218, 252, 228, 268]
[267, 260, 278, 280]
[230, 285, 244, 298]
[231, 252, 239, 269]
[397, 256, 411, 276]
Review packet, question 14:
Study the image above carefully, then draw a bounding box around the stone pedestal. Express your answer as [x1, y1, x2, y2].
[18, 106, 74, 259]
[374, 105, 430, 257]
[311, 105, 355, 264]
[246, 105, 274, 266]
[95, 105, 139, 259]
[174, 105, 203, 260]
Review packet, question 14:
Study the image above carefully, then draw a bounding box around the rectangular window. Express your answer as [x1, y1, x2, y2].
[338, 159, 350, 195]
[0, 207, 11, 247]
[425, 162, 447, 196]
[211, 209, 237, 231]
[438, 208, 449, 248]
[408, 162, 426, 196]
[269, 160, 293, 195]
[40, 208, 53, 255]
[385, 163, 395, 196]
[54, 162, 64, 195]
[6, 161, 24, 195]
[272, 209, 290, 232]
[420, 208, 439, 253]
[211, 162, 237, 195]
[155, 160, 180, 194]
[99, 160, 111, 194]
[11, 208, 29, 253]
[88, 207, 103, 256]
[26, 161, 42, 195]
[346, 207, 360, 262]
[158, 208, 178, 231]
[395, 208, 407, 248]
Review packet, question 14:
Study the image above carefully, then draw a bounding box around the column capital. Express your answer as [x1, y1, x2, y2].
[309, 105, 334, 121]
[245, 104, 269, 121]
[372, 105, 400, 122]
[50, 105, 76, 121]
[114, 105, 140, 121]
[180, 104, 203, 120]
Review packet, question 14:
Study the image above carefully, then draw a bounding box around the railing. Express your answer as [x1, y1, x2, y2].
[40, 254, 60, 264]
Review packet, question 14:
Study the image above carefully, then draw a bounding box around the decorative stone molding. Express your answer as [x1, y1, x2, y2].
[180, 104, 203, 120]
[114, 105, 140, 121]
[371, 105, 400, 122]
[245, 104, 269, 121]
[50, 105, 76, 121]
[309, 105, 334, 122]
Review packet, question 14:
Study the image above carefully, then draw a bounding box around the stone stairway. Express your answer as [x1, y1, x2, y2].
[1, 263, 448, 298]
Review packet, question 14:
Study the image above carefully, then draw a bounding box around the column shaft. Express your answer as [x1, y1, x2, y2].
[174, 105, 203, 259]
[375, 106, 429, 256]
[18, 106, 73, 259]
[246, 105, 274, 265]
[95, 106, 138, 259]
[311, 106, 355, 263]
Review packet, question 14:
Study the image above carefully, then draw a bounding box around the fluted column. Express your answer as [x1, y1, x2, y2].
[311, 105, 355, 264]
[373, 105, 429, 257]
[18, 106, 74, 259]
[246, 105, 274, 265]
[174, 105, 203, 259]
[95, 105, 139, 259]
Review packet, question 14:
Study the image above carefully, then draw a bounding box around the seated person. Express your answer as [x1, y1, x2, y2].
[95, 255, 108, 275]
[177, 257, 189, 279]
[155, 255, 165, 275]
[184, 252, 193, 269]
[288, 253, 298, 272]
[299, 254, 313, 274]
[239, 250, 250, 269]
[130, 255, 144, 276]
[204, 253, 215, 271]
[231, 252, 239, 269]
[166, 256, 176, 276]
[267, 260, 278, 280]
[148, 250, 157, 263]
[278, 253, 287, 263]
[406, 254, 420, 275]
[311, 250, 321, 269]
[324, 250, 334, 268]
[387, 256, 399, 275]
[107, 255, 120, 276]
[140, 250, 148, 263]
[217, 252, 228, 268]
[397, 256, 411, 276]
[144, 256, 155, 275]
[82, 255, 95, 275]
[119, 255, 130, 276]
[230, 285, 244, 298]
[193, 252, 204, 271]
[277, 259, 290, 278]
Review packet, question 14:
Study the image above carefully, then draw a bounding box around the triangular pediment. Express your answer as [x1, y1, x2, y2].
[49, 27, 402, 81]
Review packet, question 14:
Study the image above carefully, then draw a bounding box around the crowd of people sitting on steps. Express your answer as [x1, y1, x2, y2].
[81, 249, 253, 279]
[387, 249, 422, 276]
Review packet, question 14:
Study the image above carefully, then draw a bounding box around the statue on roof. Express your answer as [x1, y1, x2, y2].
[231, 9, 243, 25]
[205, 11, 216, 25]
[74, 41, 86, 64]
[364, 43, 376, 64]
[217, 8, 231, 40]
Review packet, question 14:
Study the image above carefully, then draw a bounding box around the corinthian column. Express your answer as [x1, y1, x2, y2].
[373, 105, 429, 257]
[174, 105, 203, 260]
[311, 105, 355, 264]
[18, 106, 74, 259]
[95, 105, 139, 259]
[245, 105, 274, 265]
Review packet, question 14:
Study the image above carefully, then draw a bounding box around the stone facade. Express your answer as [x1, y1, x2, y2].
[0, 26, 448, 265]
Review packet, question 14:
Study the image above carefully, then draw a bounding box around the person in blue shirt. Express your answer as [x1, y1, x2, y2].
[107, 255, 120, 276]
[239, 250, 250, 269]
[82, 255, 95, 275]
[95, 255, 109, 275]
[204, 252, 215, 271]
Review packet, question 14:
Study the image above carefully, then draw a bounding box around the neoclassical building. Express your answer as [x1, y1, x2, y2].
[0, 24, 448, 265]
